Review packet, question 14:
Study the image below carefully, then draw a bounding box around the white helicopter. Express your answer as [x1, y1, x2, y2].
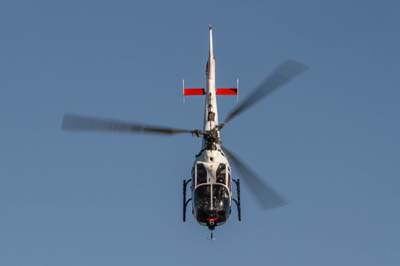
[62, 26, 308, 239]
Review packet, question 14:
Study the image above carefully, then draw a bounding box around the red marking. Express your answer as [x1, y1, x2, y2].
[207, 217, 219, 222]
[184, 88, 238, 96]
[183, 88, 205, 96]
[216, 88, 238, 95]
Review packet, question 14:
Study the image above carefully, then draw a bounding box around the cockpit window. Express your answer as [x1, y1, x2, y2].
[216, 163, 226, 184]
[194, 184, 230, 224]
[196, 163, 207, 185]
[213, 184, 230, 210]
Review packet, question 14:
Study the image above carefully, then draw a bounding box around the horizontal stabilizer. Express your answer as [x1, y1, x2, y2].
[216, 88, 237, 95]
[183, 88, 205, 96]
[183, 88, 238, 96]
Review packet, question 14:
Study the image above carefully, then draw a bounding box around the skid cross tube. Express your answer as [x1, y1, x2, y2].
[183, 179, 192, 222]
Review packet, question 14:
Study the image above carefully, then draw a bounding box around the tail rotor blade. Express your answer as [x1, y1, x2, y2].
[223, 146, 287, 209]
[62, 113, 197, 136]
[223, 60, 308, 125]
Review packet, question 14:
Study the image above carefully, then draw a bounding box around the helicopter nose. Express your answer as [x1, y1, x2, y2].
[206, 210, 219, 220]
[206, 217, 218, 230]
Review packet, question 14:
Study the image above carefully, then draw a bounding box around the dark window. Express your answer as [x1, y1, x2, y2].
[196, 163, 207, 185]
[193, 185, 211, 223]
[213, 184, 230, 210]
[216, 163, 226, 184]
[194, 185, 229, 224]
[208, 111, 215, 121]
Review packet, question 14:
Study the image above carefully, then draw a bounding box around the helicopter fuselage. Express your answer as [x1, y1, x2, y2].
[190, 27, 234, 231]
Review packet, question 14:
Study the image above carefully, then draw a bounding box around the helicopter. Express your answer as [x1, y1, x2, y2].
[62, 26, 308, 240]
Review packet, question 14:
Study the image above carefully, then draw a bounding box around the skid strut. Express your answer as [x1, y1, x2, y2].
[232, 178, 241, 221]
[183, 178, 192, 222]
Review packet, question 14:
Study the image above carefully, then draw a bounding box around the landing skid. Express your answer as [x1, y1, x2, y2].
[182, 178, 192, 222]
[232, 178, 242, 221]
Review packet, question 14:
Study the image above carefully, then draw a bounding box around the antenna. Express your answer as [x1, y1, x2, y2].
[182, 79, 185, 104]
[210, 231, 216, 241]
[236, 78, 239, 103]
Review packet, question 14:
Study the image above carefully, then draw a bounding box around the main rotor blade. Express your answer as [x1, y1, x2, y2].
[223, 146, 287, 210]
[223, 60, 308, 125]
[62, 114, 196, 136]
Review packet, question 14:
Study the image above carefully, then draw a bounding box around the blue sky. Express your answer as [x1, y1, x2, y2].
[1, 0, 399, 265]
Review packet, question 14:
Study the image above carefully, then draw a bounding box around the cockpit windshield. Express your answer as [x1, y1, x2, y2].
[213, 184, 230, 210]
[193, 184, 230, 225]
[194, 185, 211, 211]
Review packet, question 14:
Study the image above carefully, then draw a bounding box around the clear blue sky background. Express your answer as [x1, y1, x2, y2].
[1, 0, 399, 265]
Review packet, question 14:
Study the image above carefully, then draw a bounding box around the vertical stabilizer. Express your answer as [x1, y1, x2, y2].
[209, 26, 214, 60]
[207, 25, 215, 81]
